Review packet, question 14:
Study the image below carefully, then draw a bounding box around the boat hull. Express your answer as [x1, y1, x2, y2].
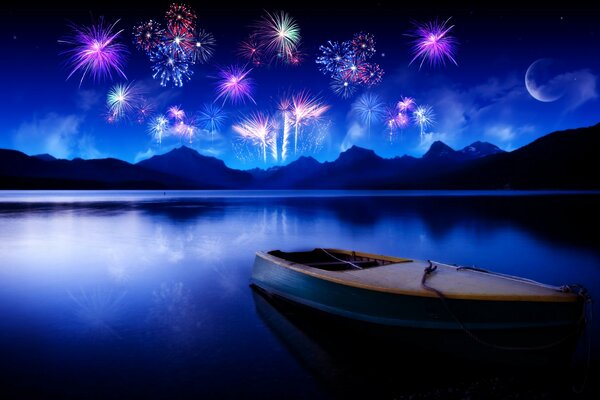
[251, 253, 583, 335]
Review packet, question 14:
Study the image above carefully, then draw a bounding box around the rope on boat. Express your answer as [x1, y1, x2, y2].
[318, 248, 363, 270]
[434, 260, 565, 292]
[420, 260, 592, 352]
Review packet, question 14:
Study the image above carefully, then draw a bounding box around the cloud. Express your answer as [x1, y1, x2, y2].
[340, 122, 367, 152]
[13, 112, 103, 159]
[75, 89, 102, 112]
[484, 124, 535, 150]
[134, 148, 156, 163]
[417, 131, 450, 152]
[560, 69, 598, 111]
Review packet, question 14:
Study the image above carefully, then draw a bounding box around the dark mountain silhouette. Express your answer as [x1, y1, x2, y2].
[0, 124, 598, 189]
[32, 154, 57, 161]
[0, 149, 185, 189]
[136, 146, 253, 188]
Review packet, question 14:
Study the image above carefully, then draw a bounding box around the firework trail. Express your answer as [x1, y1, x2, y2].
[277, 98, 292, 161]
[133, 20, 164, 52]
[192, 29, 216, 64]
[408, 18, 458, 69]
[60, 17, 128, 85]
[106, 82, 140, 120]
[384, 105, 399, 141]
[214, 65, 255, 105]
[150, 44, 193, 87]
[165, 3, 197, 33]
[397, 96, 416, 112]
[351, 92, 385, 137]
[232, 113, 276, 163]
[352, 32, 376, 60]
[149, 115, 169, 143]
[413, 105, 435, 138]
[290, 91, 330, 154]
[255, 10, 301, 63]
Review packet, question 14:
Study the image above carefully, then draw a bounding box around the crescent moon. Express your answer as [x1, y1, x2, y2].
[525, 59, 563, 102]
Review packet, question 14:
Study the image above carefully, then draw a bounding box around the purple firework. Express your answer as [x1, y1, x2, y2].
[60, 17, 128, 85]
[214, 65, 256, 104]
[408, 17, 458, 69]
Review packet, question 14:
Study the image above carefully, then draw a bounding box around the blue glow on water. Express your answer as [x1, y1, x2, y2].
[0, 191, 598, 397]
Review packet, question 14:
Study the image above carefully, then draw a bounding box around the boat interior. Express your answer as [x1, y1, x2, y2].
[268, 249, 404, 271]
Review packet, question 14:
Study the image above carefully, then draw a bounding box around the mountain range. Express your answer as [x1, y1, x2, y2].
[1, 124, 599, 189]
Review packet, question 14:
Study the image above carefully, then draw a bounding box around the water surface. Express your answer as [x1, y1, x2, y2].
[0, 191, 598, 398]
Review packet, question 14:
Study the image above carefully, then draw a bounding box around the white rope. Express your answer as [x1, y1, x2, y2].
[318, 248, 363, 270]
[431, 260, 565, 291]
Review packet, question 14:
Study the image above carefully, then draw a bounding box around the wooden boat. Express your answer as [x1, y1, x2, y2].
[251, 248, 588, 350]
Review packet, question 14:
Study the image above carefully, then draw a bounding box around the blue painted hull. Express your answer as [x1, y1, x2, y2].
[251, 253, 584, 333]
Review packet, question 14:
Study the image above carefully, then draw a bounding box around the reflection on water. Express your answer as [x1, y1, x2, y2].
[0, 191, 598, 398]
[67, 287, 127, 339]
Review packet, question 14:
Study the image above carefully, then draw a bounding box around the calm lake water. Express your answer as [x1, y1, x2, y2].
[0, 191, 598, 398]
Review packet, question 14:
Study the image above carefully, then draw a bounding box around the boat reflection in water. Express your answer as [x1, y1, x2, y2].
[251, 285, 585, 399]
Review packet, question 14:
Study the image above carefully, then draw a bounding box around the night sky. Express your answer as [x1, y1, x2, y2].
[1, 2, 599, 169]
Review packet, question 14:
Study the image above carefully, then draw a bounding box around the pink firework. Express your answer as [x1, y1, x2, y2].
[290, 91, 330, 154]
[165, 3, 197, 33]
[60, 17, 128, 85]
[408, 17, 458, 69]
[168, 105, 186, 121]
[397, 96, 416, 112]
[214, 65, 256, 105]
[238, 36, 264, 67]
[232, 113, 276, 163]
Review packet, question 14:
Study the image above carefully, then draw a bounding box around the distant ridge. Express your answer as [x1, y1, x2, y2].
[1, 124, 598, 189]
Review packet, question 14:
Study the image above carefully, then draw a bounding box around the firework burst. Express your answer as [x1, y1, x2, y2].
[149, 115, 169, 143]
[192, 29, 216, 64]
[163, 25, 195, 58]
[408, 17, 458, 69]
[133, 20, 164, 52]
[167, 105, 186, 121]
[238, 36, 264, 67]
[214, 65, 255, 105]
[136, 98, 155, 123]
[60, 17, 128, 85]
[197, 103, 227, 133]
[330, 74, 356, 99]
[106, 82, 140, 120]
[165, 3, 197, 33]
[289, 91, 330, 154]
[315, 40, 352, 75]
[413, 105, 435, 137]
[357, 62, 384, 87]
[397, 96, 416, 112]
[352, 32, 376, 60]
[255, 10, 301, 63]
[233, 113, 276, 163]
[150, 44, 193, 87]
[351, 92, 385, 137]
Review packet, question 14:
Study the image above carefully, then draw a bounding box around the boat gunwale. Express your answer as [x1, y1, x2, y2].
[255, 249, 579, 303]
